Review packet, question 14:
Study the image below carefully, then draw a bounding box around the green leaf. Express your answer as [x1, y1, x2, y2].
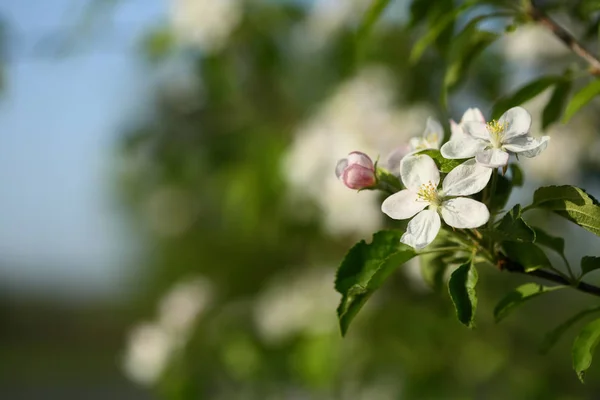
[579, 0, 600, 14]
[417, 149, 465, 173]
[573, 317, 600, 382]
[335, 230, 416, 335]
[494, 204, 536, 243]
[531, 226, 565, 256]
[491, 75, 563, 120]
[541, 306, 600, 354]
[581, 256, 600, 277]
[542, 74, 572, 129]
[494, 283, 564, 323]
[563, 79, 600, 123]
[510, 164, 524, 187]
[448, 261, 478, 328]
[443, 30, 499, 93]
[528, 185, 600, 237]
[409, 2, 473, 63]
[356, 0, 392, 39]
[502, 242, 552, 272]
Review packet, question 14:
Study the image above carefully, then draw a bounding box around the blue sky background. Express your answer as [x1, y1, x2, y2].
[0, 0, 166, 299]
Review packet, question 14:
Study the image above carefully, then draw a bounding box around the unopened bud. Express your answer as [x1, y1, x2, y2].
[335, 151, 377, 190]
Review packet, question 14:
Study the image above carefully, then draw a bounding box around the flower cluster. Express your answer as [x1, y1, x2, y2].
[336, 106, 550, 249]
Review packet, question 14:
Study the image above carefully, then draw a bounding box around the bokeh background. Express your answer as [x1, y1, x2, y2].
[2, 0, 600, 399]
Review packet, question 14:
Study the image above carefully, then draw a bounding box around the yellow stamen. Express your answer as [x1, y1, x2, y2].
[486, 119, 508, 147]
[417, 181, 440, 205]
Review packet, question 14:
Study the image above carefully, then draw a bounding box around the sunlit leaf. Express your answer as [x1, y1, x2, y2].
[494, 283, 564, 323]
[528, 185, 600, 237]
[563, 79, 600, 123]
[417, 149, 465, 173]
[448, 261, 478, 328]
[573, 317, 600, 382]
[335, 230, 416, 335]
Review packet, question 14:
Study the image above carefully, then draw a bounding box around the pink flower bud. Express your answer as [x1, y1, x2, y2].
[335, 151, 376, 190]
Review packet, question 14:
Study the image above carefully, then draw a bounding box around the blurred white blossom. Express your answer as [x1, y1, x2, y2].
[123, 276, 214, 386]
[284, 66, 433, 237]
[122, 322, 176, 386]
[169, 0, 242, 52]
[254, 268, 340, 344]
[302, 0, 372, 47]
[158, 277, 214, 337]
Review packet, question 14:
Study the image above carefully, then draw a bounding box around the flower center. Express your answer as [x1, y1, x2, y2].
[486, 120, 507, 148]
[417, 181, 440, 206]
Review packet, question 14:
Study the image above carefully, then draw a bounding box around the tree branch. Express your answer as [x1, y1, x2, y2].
[499, 255, 600, 297]
[529, 1, 600, 76]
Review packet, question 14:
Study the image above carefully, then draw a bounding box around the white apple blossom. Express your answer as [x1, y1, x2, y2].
[385, 116, 443, 176]
[449, 107, 486, 139]
[382, 154, 491, 249]
[441, 107, 549, 168]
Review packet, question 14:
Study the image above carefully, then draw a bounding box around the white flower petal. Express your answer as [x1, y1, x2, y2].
[440, 135, 486, 159]
[463, 121, 491, 141]
[475, 148, 509, 168]
[442, 158, 492, 196]
[441, 198, 489, 229]
[381, 190, 427, 220]
[423, 117, 444, 149]
[499, 107, 531, 141]
[409, 137, 427, 151]
[449, 120, 464, 139]
[400, 209, 441, 249]
[335, 159, 348, 179]
[385, 145, 411, 176]
[503, 135, 550, 157]
[400, 154, 440, 192]
[461, 107, 486, 124]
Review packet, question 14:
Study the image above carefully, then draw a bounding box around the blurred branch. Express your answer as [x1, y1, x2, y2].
[529, 0, 600, 76]
[499, 255, 600, 297]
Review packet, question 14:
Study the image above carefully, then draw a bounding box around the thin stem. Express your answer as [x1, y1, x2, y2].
[529, 1, 600, 76]
[500, 255, 600, 297]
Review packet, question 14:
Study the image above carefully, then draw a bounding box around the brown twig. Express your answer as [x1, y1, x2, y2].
[499, 255, 600, 297]
[528, 1, 600, 76]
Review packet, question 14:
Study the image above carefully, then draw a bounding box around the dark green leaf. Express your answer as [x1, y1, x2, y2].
[541, 306, 600, 354]
[488, 173, 512, 213]
[510, 164, 524, 187]
[417, 149, 465, 173]
[502, 242, 552, 272]
[494, 283, 564, 323]
[448, 261, 478, 328]
[335, 230, 416, 335]
[494, 204, 536, 243]
[444, 30, 499, 93]
[542, 74, 572, 129]
[531, 226, 565, 256]
[579, 0, 600, 17]
[528, 185, 600, 237]
[581, 256, 600, 277]
[563, 79, 600, 123]
[492, 75, 564, 120]
[573, 317, 600, 382]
